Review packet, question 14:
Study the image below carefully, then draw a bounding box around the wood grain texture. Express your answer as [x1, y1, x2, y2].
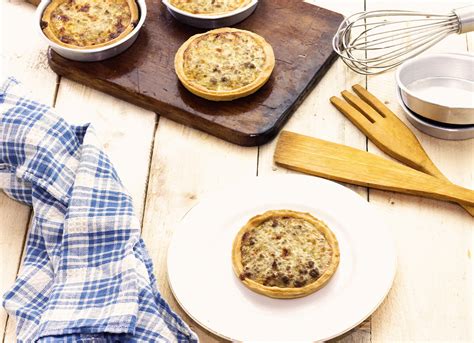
[2, 4, 156, 336]
[274, 131, 474, 206]
[3, 0, 472, 341]
[330, 319, 371, 343]
[3, 80, 156, 341]
[140, 118, 258, 342]
[366, 1, 473, 341]
[0, 1, 59, 340]
[47, 0, 343, 146]
[257, 1, 371, 340]
[4, 82, 156, 342]
[468, 32, 473, 52]
[0, 201, 30, 341]
[53, 79, 156, 219]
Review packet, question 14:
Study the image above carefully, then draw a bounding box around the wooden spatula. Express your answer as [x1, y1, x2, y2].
[274, 131, 474, 207]
[330, 84, 474, 216]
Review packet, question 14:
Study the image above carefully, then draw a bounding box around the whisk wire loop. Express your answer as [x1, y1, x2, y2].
[333, 6, 473, 74]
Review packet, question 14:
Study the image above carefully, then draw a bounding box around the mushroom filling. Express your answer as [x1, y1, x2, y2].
[183, 31, 266, 91]
[240, 216, 333, 288]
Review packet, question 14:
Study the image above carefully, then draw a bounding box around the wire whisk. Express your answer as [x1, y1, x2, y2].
[333, 6, 474, 75]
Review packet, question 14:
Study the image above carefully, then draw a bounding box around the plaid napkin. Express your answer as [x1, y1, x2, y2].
[0, 77, 198, 342]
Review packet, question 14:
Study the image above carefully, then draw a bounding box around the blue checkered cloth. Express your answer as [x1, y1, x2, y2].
[0, 77, 198, 342]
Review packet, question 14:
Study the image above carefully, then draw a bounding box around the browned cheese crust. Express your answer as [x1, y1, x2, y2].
[170, 0, 251, 15]
[232, 210, 340, 299]
[41, 0, 139, 49]
[174, 28, 275, 101]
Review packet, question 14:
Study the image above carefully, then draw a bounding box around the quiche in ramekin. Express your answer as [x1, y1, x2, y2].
[40, 0, 139, 49]
[169, 0, 252, 15]
[232, 210, 340, 299]
[174, 27, 275, 101]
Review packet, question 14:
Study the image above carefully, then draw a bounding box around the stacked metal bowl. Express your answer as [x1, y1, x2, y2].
[396, 53, 474, 140]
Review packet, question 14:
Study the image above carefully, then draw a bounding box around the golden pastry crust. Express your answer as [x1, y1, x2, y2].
[41, 0, 139, 49]
[232, 210, 340, 299]
[174, 28, 275, 101]
[170, 0, 251, 15]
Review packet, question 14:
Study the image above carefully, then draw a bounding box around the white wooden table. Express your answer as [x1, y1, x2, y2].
[1, 0, 473, 341]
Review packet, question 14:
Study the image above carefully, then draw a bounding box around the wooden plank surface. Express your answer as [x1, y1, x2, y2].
[52, 79, 156, 219]
[259, 1, 371, 341]
[47, 0, 343, 146]
[3, 84, 156, 341]
[1, 0, 473, 342]
[140, 118, 258, 341]
[365, 1, 473, 342]
[0, 1, 59, 340]
[258, 1, 373, 341]
[1, 3, 156, 339]
[3, 85, 156, 341]
[0, 203, 30, 341]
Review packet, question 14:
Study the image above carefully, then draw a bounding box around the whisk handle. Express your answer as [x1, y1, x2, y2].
[453, 5, 474, 34]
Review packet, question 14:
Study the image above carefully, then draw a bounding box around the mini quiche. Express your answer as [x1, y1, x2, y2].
[232, 210, 340, 299]
[169, 0, 251, 15]
[41, 0, 139, 49]
[174, 28, 275, 101]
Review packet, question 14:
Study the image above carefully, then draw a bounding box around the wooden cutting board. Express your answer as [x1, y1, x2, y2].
[48, 0, 343, 146]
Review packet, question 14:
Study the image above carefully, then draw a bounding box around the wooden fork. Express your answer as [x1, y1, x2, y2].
[330, 84, 474, 217]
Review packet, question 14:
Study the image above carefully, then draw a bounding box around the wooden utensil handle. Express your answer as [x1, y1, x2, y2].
[274, 131, 474, 207]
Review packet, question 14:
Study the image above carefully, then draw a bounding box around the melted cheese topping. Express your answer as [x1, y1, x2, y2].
[240, 216, 333, 288]
[170, 0, 250, 14]
[183, 31, 266, 92]
[46, 0, 132, 47]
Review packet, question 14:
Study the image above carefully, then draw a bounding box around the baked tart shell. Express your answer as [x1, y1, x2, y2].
[232, 210, 340, 299]
[41, 0, 139, 50]
[174, 28, 275, 101]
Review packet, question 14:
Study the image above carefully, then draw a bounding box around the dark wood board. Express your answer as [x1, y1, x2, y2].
[48, 0, 343, 146]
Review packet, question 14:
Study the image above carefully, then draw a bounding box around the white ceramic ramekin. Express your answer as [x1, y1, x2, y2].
[35, 0, 147, 62]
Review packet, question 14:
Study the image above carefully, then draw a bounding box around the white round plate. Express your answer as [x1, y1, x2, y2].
[167, 175, 396, 341]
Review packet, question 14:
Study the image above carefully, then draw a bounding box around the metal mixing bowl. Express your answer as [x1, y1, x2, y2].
[396, 53, 474, 126]
[162, 0, 258, 29]
[36, 0, 147, 62]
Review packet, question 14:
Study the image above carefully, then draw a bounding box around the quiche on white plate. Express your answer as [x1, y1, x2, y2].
[232, 210, 340, 299]
[174, 27, 275, 101]
[41, 0, 139, 49]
